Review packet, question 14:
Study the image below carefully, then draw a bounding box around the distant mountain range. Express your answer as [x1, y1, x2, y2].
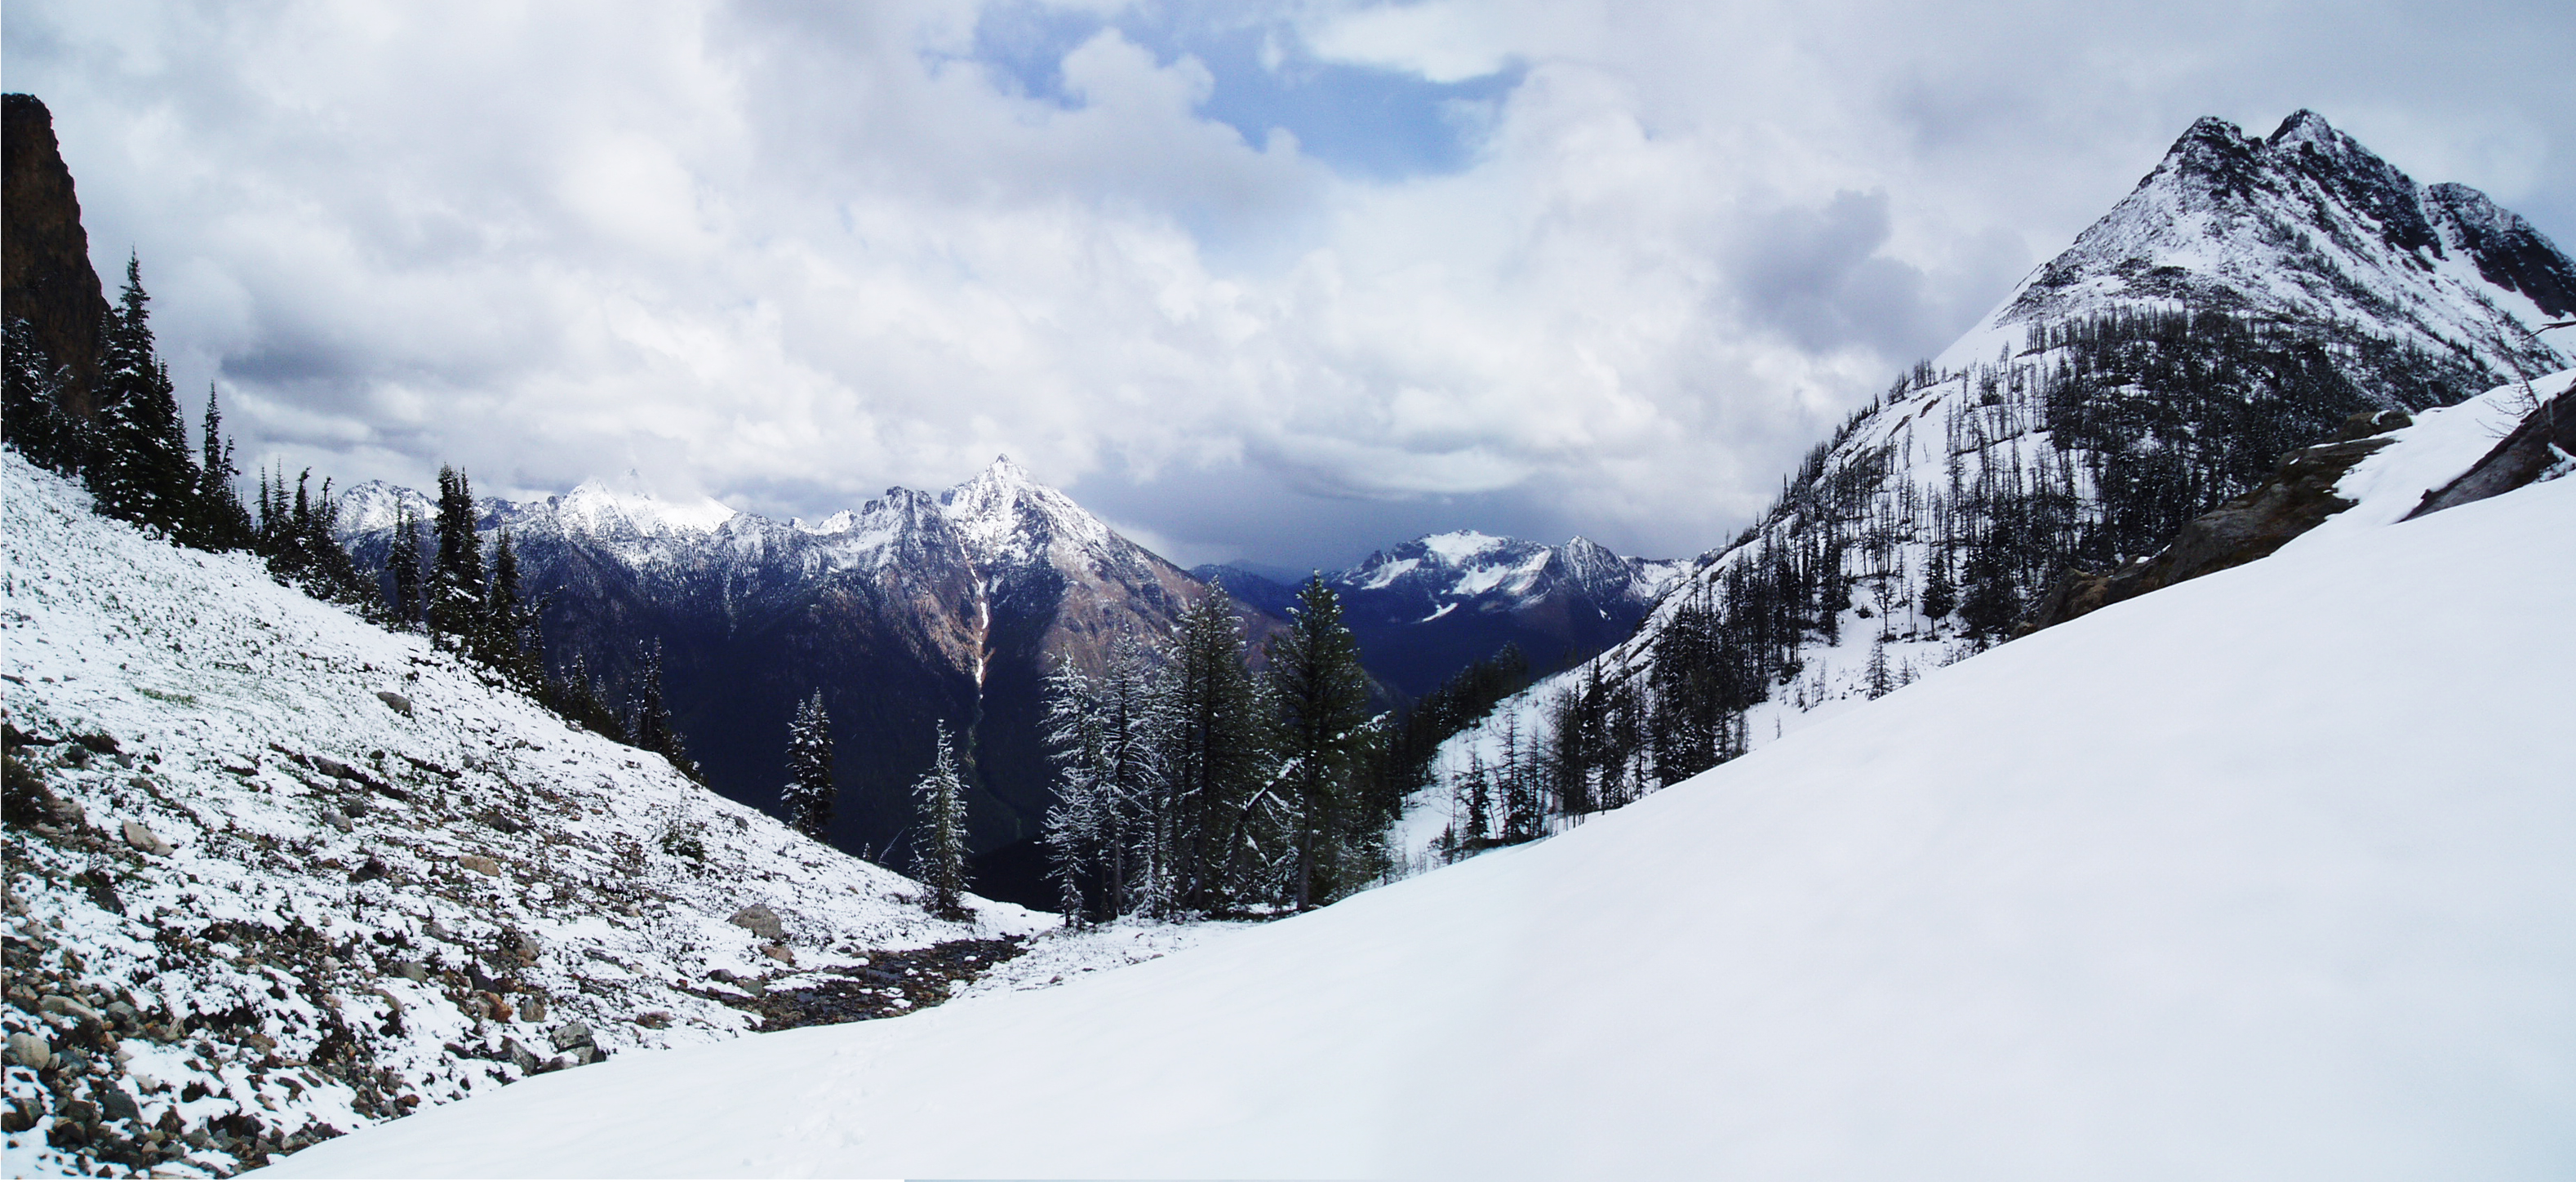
[1197, 532, 1681, 700]
[336, 461, 1673, 902]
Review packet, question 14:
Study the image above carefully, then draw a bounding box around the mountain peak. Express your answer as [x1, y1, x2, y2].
[2266, 108, 2340, 150]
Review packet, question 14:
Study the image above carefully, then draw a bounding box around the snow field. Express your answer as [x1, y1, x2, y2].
[257, 460, 2576, 1180]
[0, 454, 1050, 1176]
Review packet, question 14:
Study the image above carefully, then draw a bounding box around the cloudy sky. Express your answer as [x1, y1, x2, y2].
[10, 0, 2572, 568]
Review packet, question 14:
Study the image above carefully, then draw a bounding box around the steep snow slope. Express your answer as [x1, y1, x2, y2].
[255, 462, 2576, 1179]
[1407, 111, 2574, 863]
[0, 453, 1046, 1177]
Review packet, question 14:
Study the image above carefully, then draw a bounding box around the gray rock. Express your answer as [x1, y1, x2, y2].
[322, 810, 354, 833]
[41, 994, 101, 1024]
[4, 1031, 51, 1069]
[758, 943, 796, 966]
[95, 1083, 140, 1125]
[122, 820, 174, 856]
[501, 1038, 540, 1074]
[727, 904, 784, 941]
[392, 961, 429, 984]
[374, 690, 414, 718]
[548, 1021, 593, 1052]
[457, 854, 503, 878]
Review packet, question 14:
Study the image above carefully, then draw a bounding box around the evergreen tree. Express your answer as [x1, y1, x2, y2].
[193, 385, 253, 550]
[1865, 638, 1894, 700]
[428, 465, 486, 643]
[1266, 575, 1376, 909]
[3, 316, 82, 473]
[386, 502, 425, 630]
[913, 722, 971, 918]
[1161, 584, 1280, 913]
[1499, 712, 1541, 844]
[87, 256, 197, 535]
[628, 640, 701, 781]
[1455, 752, 1492, 851]
[485, 529, 542, 683]
[781, 691, 837, 842]
[1921, 547, 1957, 624]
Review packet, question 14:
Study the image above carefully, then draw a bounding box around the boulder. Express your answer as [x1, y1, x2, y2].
[2404, 386, 2576, 518]
[373, 691, 414, 718]
[322, 810, 354, 833]
[727, 904, 784, 941]
[4, 1031, 51, 1069]
[456, 855, 503, 878]
[548, 1021, 593, 1053]
[759, 943, 796, 966]
[118, 819, 171, 855]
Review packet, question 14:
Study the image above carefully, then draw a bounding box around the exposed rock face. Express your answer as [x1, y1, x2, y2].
[2403, 387, 2576, 519]
[2022, 411, 2410, 633]
[2, 93, 109, 419]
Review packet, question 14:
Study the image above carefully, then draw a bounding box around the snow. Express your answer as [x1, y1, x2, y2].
[2291, 369, 2576, 547]
[0, 453, 1049, 1177]
[251, 460, 2576, 1178]
[1418, 530, 1507, 565]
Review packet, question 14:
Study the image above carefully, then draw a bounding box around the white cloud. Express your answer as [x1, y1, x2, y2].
[7, 0, 2571, 567]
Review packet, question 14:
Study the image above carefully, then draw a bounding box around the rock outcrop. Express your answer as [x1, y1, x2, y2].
[2, 93, 109, 419]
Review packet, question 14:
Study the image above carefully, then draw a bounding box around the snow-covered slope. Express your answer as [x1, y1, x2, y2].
[1, 453, 1047, 1177]
[1405, 111, 2574, 864]
[255, 442, 2576, 1180]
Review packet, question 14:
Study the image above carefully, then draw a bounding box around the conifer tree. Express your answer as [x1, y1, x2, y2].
[782, 691, 837, 842]
[913, 722, 970, 918]
[1267, 575, 1375, 909]
[386, 502, 425, 630]
[3, 316, 82, 473]
[428, 465, 486, 643]
[1921, 547, 1957, 624]
[1499, 712, 1541, 844]
[1455, 752, 1492, 850]
[193, 385, 253, 550]
[628, 640, 701, 781]
[88, 256, 197, 535]
[1161, 584, 1279, 913]
[485, 529, 542, 684]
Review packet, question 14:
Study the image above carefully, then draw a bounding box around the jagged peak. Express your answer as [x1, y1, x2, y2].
[2265, 109, 2342, 151]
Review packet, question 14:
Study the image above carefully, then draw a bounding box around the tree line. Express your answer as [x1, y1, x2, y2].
[1428, 304, 2512, 861]
[1038, 576, 1386, 922]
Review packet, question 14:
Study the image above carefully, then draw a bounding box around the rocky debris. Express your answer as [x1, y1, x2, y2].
[120, 819, 173, 856]
[7, 1029, 52, 1069]
[727, 904, 784, 941]
[734, 937, 1027, 1033]
[2023, 412, 2407, 634]
[2404, 386, 2576, 518]
[374, 691, 414, 718]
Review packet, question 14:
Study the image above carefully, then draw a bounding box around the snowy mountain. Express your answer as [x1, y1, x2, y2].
[249, 407, 2576, 1180]
[1199, 532, 1682, 700]
[0, 451, 1053, 1177]
[336, 457, 1221, 896]
[1403, 110, 2575, 863]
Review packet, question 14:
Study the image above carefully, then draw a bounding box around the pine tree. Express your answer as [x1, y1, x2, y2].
[628, 640, 701, 781]
[485, 529, 542, 684]
[387, 502, 425, 630]
[87, 256, 198, 535]
[1267, 575, 1376, 909]
[1161, 584, 1280, 913]
[3, 316, 82, 474]
[1865, 638, 1894, 700]
[1455, 752, 1492, 850]
[1921, 546, 1957, 624]
[781, 691, 837, 843]
[193, 385, 253, 550]
[913, 722, 971, 918]
[1499, 712, 1541, 844]
[428, 465, 486, 643]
